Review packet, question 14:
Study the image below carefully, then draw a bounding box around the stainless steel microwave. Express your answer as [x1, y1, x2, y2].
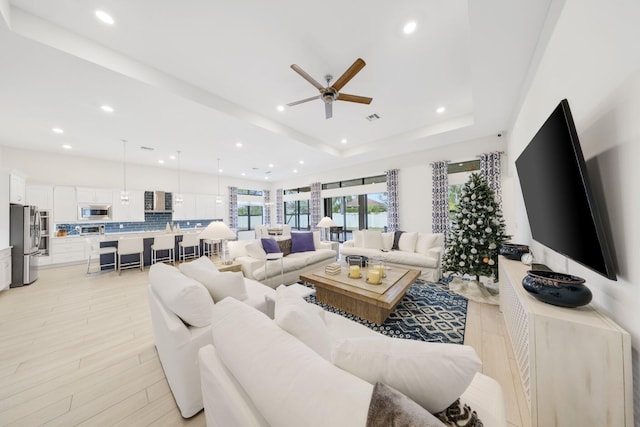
[78, 205, 112, 221]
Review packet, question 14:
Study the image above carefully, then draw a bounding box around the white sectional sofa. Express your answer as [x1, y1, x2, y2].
[341, 230, 445, 282]
[147, 257, 276, 418]
[227, 231, 337, 287]
[199, 293, 507, 427]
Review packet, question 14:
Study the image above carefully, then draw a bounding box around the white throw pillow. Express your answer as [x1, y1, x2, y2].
[398, 231, 418, 253]
[415, 233, 440, 255]
[381, 232, 394, 251]
[210, 298, 373, 427]
[362, 229, 383, 250]
[332, 336, 482, 413]
[227, 240, 252, 260]
[275, 285, 331, 359]
[352, 230, 363, 247]
[312, 231, 321, 250]
[179, 256, 220, 282]
[197, 271, 249, 303]
[245, 242, 267, 260]
[149, 263, 214, 327]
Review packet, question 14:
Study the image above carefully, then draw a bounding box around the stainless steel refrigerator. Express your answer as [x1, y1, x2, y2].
[10, 204, 41, 287]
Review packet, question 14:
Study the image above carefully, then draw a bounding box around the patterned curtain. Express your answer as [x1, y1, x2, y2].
[431, 161, 449, 235]
[276, 188, 284, 224]
[263, 189, 271, 225]
[310, 182, 322, 231]
[386, 169, 399, 232]
[228, 186, 238, 229]
[480, 152, 503, 206]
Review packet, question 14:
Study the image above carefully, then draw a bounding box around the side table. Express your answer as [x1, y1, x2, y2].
[214, 261, 242, 273]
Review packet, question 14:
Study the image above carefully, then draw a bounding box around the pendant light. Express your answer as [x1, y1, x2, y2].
[175, 150, 184, 207]
[120, 139, 129, 205]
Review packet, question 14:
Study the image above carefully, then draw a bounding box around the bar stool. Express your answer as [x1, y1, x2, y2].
[86, 237, 117, 274]
[152, 234, 175, 265]
[178, 233, 200, 262]
[118, 237, 144, 274]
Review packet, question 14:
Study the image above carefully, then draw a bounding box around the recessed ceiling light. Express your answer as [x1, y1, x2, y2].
[62, 144, 72, 150]
[268, 163, 274, 168]
[341, 138, 347, 144]
[299, 160, 304, 165]
[403, 21, 417, 34]
[101, 105, 114, 113]
[436, 106, 446, 114]
[52, 127, 64, 134]
[241, 172, 246, 176]
[293, 169, 298, 173]
[235, 142, 243, 148]
[169, 155, 176, 160]
[264, 176, 269, 180]
[158, 160, 165, 164]
[276, 105, 285, 112]
[95, 10, 115, 25]
[218, 168, 223, 173]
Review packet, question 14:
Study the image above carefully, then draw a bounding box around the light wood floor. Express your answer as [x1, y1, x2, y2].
[0, 264, 528, 426]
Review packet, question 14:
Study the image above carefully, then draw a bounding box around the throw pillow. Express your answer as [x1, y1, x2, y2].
[381, 232, 394, 251]
[353, 230, 364, 247]
[275, 285, 331, 360]
[149, 263, 214, 327]
[197, 271, 248, 303]
[179, 255, 220, 279]
[245, 242, 267, 260]
[332, 336, 482, 413]
[362, 230, 384, 250]
[392, 231, 404, 250]
[227, 240, 252, 260]
[398, 232, 418, 253]
[367, 382, 446, 427]
[261, 238, 281, 254]
[290, 231, 315, 253]
[415, 233, 440, 255]
[277, 238, 292, 257]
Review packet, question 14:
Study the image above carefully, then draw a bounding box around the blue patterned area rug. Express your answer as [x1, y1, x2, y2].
[303, 279, 468, 344]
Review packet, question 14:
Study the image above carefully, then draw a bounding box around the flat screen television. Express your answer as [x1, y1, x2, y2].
[515, 99, 616, 280]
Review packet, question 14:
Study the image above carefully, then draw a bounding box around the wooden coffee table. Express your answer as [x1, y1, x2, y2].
[300, 267, 420, 325]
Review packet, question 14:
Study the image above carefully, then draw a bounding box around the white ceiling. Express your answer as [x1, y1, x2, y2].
[0, 0, 552, 182]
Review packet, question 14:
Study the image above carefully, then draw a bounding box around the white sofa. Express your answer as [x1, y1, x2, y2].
[199, 295, 507, 427]
[147, 258, 276, 418]
[341, 230, 445, 282]
[228, 231, 337, 288]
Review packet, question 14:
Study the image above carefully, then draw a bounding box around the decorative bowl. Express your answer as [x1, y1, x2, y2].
[499, 243, 530, 260]
[344, 255, 368, 267]
[522, 270, 592, 308]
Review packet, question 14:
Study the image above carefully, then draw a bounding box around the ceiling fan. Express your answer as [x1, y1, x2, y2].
[287, 58, 372, 119]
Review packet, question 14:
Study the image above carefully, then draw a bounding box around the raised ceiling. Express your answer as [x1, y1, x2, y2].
[0, 0, 552, 181]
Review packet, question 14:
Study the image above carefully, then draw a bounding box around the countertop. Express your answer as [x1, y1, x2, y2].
[53, 229, 203, 241]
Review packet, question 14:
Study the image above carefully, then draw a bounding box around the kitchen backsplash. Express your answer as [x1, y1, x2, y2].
[55, 212, 220, 236]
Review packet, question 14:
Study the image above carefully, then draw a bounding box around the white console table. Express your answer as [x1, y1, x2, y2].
[498, 257, 633, 427]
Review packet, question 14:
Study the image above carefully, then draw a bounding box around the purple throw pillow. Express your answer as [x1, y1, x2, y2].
[261, 238, 281, 254]
[291, 232, 315, 253]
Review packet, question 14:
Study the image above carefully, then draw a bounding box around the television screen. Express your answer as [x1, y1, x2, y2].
[515, 99, 616, 280]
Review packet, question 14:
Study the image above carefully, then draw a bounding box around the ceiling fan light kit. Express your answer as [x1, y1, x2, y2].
[288, 58, 372, 119]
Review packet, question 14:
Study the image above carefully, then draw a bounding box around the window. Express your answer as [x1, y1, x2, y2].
[237, 189, 263, 196]
[237, 203, 263, 231]
[324, 191, 387, 241]
[285, 200, 309, 230]
[322, 174, 386, 190]
[448, 160, 480, 225]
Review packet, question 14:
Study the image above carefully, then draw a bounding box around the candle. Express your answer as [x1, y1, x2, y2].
[375, 265, 385, 278]
[349, 265, 360, 278]
[368, 269, 381, 284]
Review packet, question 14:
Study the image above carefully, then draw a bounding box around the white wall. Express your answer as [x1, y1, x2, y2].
[507, 0, 640, 417]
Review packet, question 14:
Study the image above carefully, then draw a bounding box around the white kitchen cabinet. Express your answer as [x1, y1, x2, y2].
[112, 190, 145, 222]
[172, 193, 196, 220]
[53, 186, 78, 223]
[51, 238, 87, 265]
[76, 187, 113, 204]
[26, 184, 54, 210]
[9, 173, 26, 204]
[195, 194, 216, 219]
[0, 247, 11, 291]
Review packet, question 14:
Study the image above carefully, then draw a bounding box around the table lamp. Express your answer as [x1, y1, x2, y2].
[199, 221, 236, 264]
[316, 216, 337, 241]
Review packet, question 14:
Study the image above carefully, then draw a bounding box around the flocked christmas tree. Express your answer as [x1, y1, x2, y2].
[442, 172, 510, 280]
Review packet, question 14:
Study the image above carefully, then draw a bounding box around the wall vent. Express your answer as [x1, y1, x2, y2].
[366, 113, 381, 121]
[140, 146, 155, 151]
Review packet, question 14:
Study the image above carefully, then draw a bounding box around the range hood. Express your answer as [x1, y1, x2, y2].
[144, 191, 173, 213]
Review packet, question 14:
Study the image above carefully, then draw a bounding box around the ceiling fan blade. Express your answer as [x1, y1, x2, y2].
[331, 58, 366, 92]
[337, 93, 373, 104]
[325, 102, 333, 119]
[287, 95, 321, 107]
[290, 64, 325, 91]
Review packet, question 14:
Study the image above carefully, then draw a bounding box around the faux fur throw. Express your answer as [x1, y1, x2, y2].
[366, 382, 446, 427]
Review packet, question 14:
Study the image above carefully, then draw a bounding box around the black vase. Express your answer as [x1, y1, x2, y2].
[499, 243, 530, 260]
[522, 270, 592, 308]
